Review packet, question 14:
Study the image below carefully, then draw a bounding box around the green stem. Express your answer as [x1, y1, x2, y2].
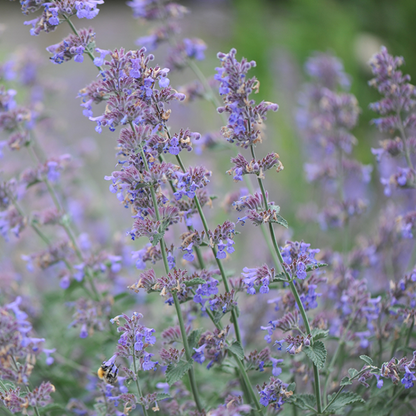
[62, 14, 103, 72]
[137, 131, 203, 412]
[322, 368, 368, 413]
[172, 292, 203, 411]
[250, 144, 322, 414]
[162, 139, 261, 412]
[323, 318, 354, 405]
[132, 344, 149, 416]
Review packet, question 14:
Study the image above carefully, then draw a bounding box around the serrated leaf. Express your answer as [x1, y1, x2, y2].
[271, 213, 288, 228]
[212, 310, 224, 325]
[156, 393, 170, 401]
[304, 341, 327, 369]
[311, 328, 329, 341]
[272, 272, 286, 282]
[184, 278, 206, 287]
[340, 376, 352, 386]
[152, 232, 164, 246]
[306, 262, 328, 272]
[359, 355, 373, 366]
[326, 392, 364, 412]
[188, 329, 202, 351]
[348, 368, 359, 378]
[166, 361, 193, 386]
[289, 394, 316, 411]
[228, 341, 244, 360]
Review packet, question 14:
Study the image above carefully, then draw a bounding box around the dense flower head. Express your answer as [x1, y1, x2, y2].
[227, 153, 283, 181]
[371, 352, 416, 389]
[127, 0, 188, 21]
[0, 206, 25, 241]
[172, 166, 211, 200]
[280, 240, 320, 280]
[216, 48, 278, 148]
[275, 333, 311, 355]
[369, 46, 416, 129]
[95, 379, 136, 415]
[46, 27, 95, 64]
[0, 297, 55, 385]
[244, 347, 280, 373]
[297, 84, 360, 155]
[207, 290, 237, 315]
[193, 326, 230, 369]
[80, 47, 184, 133]
[304, 51, 351, 91]
[22, 1, 104, 36]
[256, 376, 292, 409]
[109, 312, 158, 371]
[0, 382, 55, 413]
[261, 311, 300, 344]
[233, 191, 269, 213]
[242, 264, 275, 295]
[67, 297, 112, 338]
[166, 38, 207, 70]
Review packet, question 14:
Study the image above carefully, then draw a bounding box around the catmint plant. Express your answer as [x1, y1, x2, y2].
[2, 1, 416, 415]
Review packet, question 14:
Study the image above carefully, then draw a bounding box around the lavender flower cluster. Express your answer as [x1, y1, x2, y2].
[1, 1, 416, 415]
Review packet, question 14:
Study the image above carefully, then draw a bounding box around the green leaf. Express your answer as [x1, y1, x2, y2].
[152, 232, 164, 247]
[304, 341, 327, 369]
[156, 393, 170, 401]
[272, 272, 286, 282]
[212, 310, 225, 325]
[287, 382, 296, 393]
[268, 212, 288, 228]
[340, 376, 352, 386]
[289, 394, 316, 411]
[359, 355, 373, 366]
[311, 328, 329, 341]
[326, 392, 364, 412]
[166, 360, 193, 386]
[268, 204, 281, 214]
[184, 278, 206, 287]
[228, 341, 245, 360]
[348, 368, 359, 378]
[306, 262, 328, 272]
[187, 329, 202, 351]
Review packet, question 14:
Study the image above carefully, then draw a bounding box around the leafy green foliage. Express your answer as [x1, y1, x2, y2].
[228, 341, 245, 360]
[304, 341, 327, 369]
[289, 394, 316, 411]
[326, 392, 364, 413]
[166, 361, 194, 386]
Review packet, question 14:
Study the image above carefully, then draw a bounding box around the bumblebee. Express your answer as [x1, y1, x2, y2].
[97, 361, 119, 385]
